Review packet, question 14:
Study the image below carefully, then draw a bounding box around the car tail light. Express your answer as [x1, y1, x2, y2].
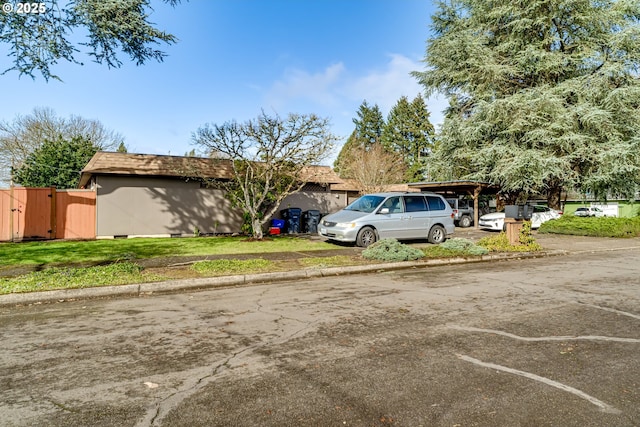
[451, 213, 455, 219]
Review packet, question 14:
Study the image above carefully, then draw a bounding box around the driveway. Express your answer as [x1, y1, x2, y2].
[0, 246, 638, 426]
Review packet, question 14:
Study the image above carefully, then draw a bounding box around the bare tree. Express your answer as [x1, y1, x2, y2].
[0, 107, 124, 186]
[192, 111, 337, 239]
[341, 142, 406, 194]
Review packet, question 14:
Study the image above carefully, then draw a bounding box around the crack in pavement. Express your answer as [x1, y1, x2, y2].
[135, 289, 323, 427]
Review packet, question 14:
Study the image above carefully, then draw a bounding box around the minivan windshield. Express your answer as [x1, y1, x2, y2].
[344, 195, 385, 213]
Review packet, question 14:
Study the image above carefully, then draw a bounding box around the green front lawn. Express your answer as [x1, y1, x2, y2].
[0, 236, 341, 267]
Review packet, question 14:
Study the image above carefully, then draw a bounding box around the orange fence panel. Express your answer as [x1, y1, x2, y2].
[0, 189, 11, 241]
[0, 187, 96, 241]
[56, 190, 96, 239]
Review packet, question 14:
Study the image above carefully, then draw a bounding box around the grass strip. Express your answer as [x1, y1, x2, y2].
[0, 262, 166, 295]
[0, 236, 341, 267]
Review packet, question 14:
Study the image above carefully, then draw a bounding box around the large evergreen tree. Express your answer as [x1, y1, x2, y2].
[334, 101, 386, 176]
[334, 101, 408, 189]
[414, 0, 640, 206]
[1, 0, 181, 80]
[353, 100, 385, 146]
[382, 94, 435, 182]
[12, 136, 100, 188]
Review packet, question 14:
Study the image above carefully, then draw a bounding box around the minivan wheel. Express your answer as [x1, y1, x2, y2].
[460, 216, 472, 228]
[428, 225, 446, 244]
[356, 226, 377, 247]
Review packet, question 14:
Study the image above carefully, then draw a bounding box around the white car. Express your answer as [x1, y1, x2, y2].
[574, 207, 604, 217]
[478, 206, 563, 231]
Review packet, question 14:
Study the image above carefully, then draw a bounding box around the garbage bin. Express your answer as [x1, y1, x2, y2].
[270, 219, 285, 235]
[303, 210, 321, 234]
[280, 208, 302, 234]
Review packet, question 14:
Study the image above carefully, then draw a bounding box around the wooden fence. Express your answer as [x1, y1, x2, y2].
[0, 187, 96, 241]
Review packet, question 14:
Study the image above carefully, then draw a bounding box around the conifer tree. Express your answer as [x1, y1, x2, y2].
[382, 94, 435, 182]
[414, 0, 640, 205]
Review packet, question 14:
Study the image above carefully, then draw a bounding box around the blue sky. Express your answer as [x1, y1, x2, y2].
[2, 0, 445, 164]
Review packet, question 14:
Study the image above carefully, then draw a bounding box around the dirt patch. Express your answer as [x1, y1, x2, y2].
[142, 253, 373, 281]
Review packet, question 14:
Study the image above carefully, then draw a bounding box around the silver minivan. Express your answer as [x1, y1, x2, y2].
[318, 192, 455, 247]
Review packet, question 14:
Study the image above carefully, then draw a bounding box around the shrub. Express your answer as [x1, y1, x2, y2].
[362, 239, 424, 262]
[518, 221, 540, 247]
[539, 215, 640, 237]
[477, 231, 542, 252]
[439, 238, 488, 256]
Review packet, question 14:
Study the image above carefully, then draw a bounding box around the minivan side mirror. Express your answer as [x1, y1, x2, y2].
[378, 207, 390, 214]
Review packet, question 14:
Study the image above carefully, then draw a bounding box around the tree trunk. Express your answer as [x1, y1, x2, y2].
[546, 184, 563, 210]
[252, 217, 264, 240]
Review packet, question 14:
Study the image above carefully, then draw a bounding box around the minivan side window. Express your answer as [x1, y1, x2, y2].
[380, 196, 403, 213]
[426, 196, 446, 211]
[404, 196, 427, 212]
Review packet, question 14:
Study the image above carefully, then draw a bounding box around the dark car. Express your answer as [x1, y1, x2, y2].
[446, 198, 474, 228]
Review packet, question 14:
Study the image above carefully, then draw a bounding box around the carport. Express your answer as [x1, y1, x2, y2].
[408, 180, 500, 228]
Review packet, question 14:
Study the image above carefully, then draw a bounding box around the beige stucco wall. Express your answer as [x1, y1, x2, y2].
[94, 177, 346, 237]
[95, 176, 242, 237]
[276, 184, 346, 218]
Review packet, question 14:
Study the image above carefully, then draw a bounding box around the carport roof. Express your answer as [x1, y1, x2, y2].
[408, 180, 500, 195]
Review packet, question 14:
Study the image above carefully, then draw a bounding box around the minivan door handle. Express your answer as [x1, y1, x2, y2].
[402, 215, 413, 220]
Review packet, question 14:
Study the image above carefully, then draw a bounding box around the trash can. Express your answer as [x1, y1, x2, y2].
[271, 219, 285, 229]
[303, 210, 321, 233]
[280, 208, 302, 234]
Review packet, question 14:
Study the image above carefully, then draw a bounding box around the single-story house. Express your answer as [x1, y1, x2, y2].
[79, 152, 344, 238]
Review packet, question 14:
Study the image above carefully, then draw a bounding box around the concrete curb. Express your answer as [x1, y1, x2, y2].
[0, 248, 576, 308]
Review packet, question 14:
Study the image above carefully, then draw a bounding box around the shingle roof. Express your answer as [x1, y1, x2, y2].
[79, 152, 342, 188]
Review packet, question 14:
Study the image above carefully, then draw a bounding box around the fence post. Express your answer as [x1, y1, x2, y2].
[50, 186, 57, 239]
[9, 183, 14, 242]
